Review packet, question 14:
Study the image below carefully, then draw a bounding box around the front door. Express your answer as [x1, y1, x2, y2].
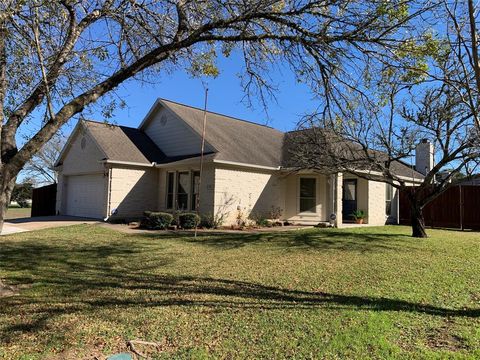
[342, 179, 357, 222]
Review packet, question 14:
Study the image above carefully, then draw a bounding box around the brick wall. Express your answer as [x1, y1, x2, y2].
[108, 166, 158, 218]
[213, 165, 284, 225]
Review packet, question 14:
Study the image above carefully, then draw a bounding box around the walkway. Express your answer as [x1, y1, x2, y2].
[1, 216, 100, 235]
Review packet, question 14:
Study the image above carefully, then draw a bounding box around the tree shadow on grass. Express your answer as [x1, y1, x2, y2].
[1, 270, 479, 343]
[138, 228, 414, 252]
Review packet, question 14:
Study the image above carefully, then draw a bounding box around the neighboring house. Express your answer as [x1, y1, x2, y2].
[55, 99, 424, 226]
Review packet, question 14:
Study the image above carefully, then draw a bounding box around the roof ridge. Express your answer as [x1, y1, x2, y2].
[82, 118, 139, 131]
[159, 98, 284, 133]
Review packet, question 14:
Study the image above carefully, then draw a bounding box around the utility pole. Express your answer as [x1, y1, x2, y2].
[194, 87, 208, 238]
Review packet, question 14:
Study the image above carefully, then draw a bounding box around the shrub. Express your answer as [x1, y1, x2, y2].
[268, 206, 283, 219]
[17, 199, 31, 208]
[178, 212, 200, 229]
[170, 209, 179, 226]
[249, 211, 269, 227]
[235, 209, 246, 229]
[11, 182, 33, 208]
[200, 212, 225, 229]
[249, 206, 283, 227]
[141, 211, 173, 230]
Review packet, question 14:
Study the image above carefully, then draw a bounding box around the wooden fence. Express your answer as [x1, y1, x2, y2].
[31, 183, 57, 217]
[399, 185, 480, 230]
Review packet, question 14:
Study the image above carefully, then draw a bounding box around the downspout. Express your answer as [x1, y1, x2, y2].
[396, 187, 400, 225]
[104, 166, 113, 222]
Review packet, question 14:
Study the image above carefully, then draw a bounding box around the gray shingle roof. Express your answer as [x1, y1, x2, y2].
[159, 99, 285, 168]
[83, 120, 167, 164]
[79, 100, 424, 181]
[283, 129, 424, 180]
[389, 161, 424, 181]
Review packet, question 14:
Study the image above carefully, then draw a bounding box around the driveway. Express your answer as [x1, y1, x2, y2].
[1, 216, 101, 235]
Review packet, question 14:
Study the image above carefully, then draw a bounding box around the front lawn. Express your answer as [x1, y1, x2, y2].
[0, 225, 479, 359]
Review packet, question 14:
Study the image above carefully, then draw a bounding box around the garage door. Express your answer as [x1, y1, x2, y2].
[65, 174, 105, 218]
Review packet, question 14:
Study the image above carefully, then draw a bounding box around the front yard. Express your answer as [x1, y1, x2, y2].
[0, 225, 479, 359]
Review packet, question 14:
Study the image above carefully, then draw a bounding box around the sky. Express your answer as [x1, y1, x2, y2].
[19, 51, 318, 183]
[72, 52, 315, 134]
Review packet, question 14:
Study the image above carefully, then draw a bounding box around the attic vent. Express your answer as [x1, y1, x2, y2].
[80, 137, 86, 149]
[160, 114, 168, 126]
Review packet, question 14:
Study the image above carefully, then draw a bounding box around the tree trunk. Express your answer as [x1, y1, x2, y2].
[410, 202, 428, 238]
[0, 167, 18, 233]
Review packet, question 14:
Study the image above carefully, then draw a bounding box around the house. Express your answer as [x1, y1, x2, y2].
[55, 99, 424, 227]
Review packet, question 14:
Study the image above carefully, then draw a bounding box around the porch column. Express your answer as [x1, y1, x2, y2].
[330, 172, 343, 228]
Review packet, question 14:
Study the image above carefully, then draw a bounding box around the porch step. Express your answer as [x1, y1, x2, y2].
[288, 217, 330, 226]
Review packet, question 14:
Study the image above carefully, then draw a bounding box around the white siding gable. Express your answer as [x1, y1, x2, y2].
[143, 106, 214, 157]
[60, 128, 105, 175]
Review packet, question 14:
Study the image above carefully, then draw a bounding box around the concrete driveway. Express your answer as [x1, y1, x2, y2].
[1, 216, 101, 235]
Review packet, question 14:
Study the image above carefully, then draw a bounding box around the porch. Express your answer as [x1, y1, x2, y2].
[282, 172, 334, 225]
[154, 164, 395, 228]
[282, 172, 395, 227]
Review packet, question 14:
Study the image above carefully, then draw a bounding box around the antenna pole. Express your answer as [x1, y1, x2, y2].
[195, 87, 208, 238]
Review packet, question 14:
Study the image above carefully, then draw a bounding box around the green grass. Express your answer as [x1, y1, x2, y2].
[5, 207, 31, 220]
[0, 225, 479, 359]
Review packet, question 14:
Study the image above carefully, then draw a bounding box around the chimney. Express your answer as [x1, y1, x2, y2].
[415, 139, 434, 175]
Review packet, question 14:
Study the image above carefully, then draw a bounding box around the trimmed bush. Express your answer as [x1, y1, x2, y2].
[141, 211, 173, 230]
[170, 210, 179, 226]
[178, 212, 200, 229]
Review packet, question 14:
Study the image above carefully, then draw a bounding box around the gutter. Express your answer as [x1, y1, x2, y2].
[212, 159, 281, 171]
[99, 159, 156, 167]
[99, 158, 421, 185]
[154, 154, 216, 168]
[351, 169, 424, 184]
[280, 167, 424, 184]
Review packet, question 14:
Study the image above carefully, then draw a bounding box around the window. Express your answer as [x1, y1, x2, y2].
[300, 178, 316, 213]
[166, 172, 174, 209]
[191, 171, 200, 211]
[343, 180, 357, 201]
[166, 170, 200, 211]
[385, 183, 393, 216]
[176, 172, 189, 210]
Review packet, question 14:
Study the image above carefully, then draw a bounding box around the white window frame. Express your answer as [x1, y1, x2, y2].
[385, 183, 393, 216]
[176, 171, 190, 211]
[166, 170, 201, 211]
[190, 171, 200, 211]
[165, 171, 175, 210]
[298, 176, 317, 214]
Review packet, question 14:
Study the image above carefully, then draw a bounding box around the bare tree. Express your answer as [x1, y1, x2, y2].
[289, 57, 480, 238]
[288, 1, 480, 238]
[0, 0, 434, 230]
[440, 0, 480, 130]
[23, 135, 65, 185]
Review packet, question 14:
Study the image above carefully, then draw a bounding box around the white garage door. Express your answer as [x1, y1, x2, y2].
[66, 174, 105, 218]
